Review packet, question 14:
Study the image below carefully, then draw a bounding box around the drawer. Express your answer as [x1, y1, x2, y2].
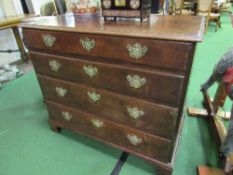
[24, 29, 192, 71]
[31, 52, 184, 106]
[46, 100, 172, 162]
[38, 75, 179, 140]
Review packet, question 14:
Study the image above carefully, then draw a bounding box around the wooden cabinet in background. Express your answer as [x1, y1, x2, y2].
[21, 14, 204, 175]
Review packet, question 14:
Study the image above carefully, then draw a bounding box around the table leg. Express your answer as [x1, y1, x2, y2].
[12, 26, 29, 62]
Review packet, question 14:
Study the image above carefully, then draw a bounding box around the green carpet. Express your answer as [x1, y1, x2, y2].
[0, 13, 233, 175]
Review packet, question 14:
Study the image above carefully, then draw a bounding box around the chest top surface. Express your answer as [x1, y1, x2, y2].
[20, 14, 204, 42]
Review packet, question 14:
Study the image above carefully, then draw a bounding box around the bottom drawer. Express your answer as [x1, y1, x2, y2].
[46, 100, 173, 163]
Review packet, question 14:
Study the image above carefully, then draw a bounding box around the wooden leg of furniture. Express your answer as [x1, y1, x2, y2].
[49, 119, 62, 133]
[218, 17, 221, 28]
[12, 26, 29, 62]
[205, 20, 209, 33]
[198, 166, 226, 175]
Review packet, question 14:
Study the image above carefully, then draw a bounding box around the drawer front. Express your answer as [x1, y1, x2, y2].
[31, 52, 184, 106]
[46, 100, 172, 162]
[38, 75, 178, 140]
[24, 29, 192, 71]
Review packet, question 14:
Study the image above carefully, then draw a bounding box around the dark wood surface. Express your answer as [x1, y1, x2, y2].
[20, 14, 204, 42]
[38, 75, 178, 139]
[46, 100, 172, 162]
[31, 52, 184, 106]
[21, 14, 204, 174]
[25, 30, 193, 71]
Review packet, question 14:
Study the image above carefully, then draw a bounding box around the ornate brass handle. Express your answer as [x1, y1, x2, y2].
[127, 74, 146, 89]
[42, 34, 56, 47]
[56, 87, 67, 97]
[127, 43, 148, 60]
[62, 111, 72, 121]
[127, 106, 144, 119]
[91, 119, 104, 128]
[127, 134, 142, 145]
[83, 65, 98, 78]
[87, 91, 101, 103]
[49, 60, 61, 72]
[80, 37, 95, 52]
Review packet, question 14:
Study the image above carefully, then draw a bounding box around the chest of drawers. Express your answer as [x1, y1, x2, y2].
[21, 14, 204, 175]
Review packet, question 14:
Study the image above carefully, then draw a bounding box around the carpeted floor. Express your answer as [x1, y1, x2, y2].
[0, 12, 233, 175]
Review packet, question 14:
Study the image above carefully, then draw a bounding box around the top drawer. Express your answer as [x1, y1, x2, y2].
[23, 29, 192, 71]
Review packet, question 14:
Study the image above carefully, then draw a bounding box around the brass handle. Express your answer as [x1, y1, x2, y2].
[56, 87, 67, 97]
[83, 65, 98, 78]
[62, 111, 72, 121]
[127, 106, 144, 119]
[87, 91, 101, 103]
[91, 119, 104, 128]
[127, 43, 148, 60]
[127, 134, 142, 145]
[80, 37, 95, 52]
[42, 34, 56, 47]
[49, 60, 61, 72]
[127, 74, 146, 89]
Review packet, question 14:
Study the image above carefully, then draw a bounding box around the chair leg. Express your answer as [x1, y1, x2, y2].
[218, 18, 221, 28]
[205, 20, 209, 33]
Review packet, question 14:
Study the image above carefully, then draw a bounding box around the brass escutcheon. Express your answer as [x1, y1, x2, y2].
[42, 34, 56, 47]
[127, 74, 146, 89]
[80, 37, 95, 52]
[127, 106, 144, 119]
[49, 60, 61, 72]
[83, 65, 98, 78]
[127, 43, 148, 60]
[62, 111, 72, 121]
[127, 134, 142, 145]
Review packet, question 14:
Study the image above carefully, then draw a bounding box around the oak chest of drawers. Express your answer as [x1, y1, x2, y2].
[21, 14, 204, 175]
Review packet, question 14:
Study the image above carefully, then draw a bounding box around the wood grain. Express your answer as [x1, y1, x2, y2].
[20, 14, 205, 42]
[31, 51, 184, 106]
[46, 100, 172, 162]
[24, 30, 193, 71]
[38, 75, 179, 140]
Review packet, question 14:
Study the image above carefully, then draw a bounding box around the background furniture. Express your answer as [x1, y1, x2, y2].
[220, 0, 232, 14]
[174, 0, 194, 15]
[197, 0, 221, 32]
[189, 83, 233, 174]
[21, 14, 204, 175]
[0, 15, 30, 61]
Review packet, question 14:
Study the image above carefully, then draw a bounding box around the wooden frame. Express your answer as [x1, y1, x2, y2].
[188, 83, 233, 175]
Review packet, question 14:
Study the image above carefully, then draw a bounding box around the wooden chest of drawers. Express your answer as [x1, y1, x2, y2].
[21, 14, 204, 175]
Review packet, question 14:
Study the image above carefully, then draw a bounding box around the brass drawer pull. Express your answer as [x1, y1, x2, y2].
[127, 74, 146, 89]
[83, 65, 98, 78]
[56, 87, 67, 97]
[127, 106, 144, 119]
[127, 43, 148, 60]
[91, 119, 104, 128]
[87, 91, 101, 103]
[62, 111, 72, 121]
[49, 60, 61, 72]
[80, 37, 95, 52]
[42, 34, 56, 47]
[127, 134, 142, 145]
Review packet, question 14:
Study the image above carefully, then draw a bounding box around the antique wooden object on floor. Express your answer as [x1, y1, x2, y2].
[196, 0, 221, 32]
[101, 0, 151, 21]
[0, 15, 34, 62]
[21, 14, 204, 175]
[188, 83, 233, 175]
[198, 166, 226, 175]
